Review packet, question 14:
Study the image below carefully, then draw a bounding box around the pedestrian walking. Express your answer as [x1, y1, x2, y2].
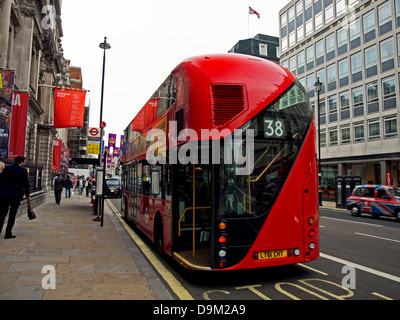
[65, 176, 73, 198]
[54, 175, 64, 205]
[0, 156, 31, 239]
[78, 176, 85, 198]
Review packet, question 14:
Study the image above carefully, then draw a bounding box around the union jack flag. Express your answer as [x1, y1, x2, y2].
[249, 6, 260, 19]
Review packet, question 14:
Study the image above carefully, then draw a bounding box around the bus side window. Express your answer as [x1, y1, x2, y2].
[163, 164, 172, 201]
[143, 163, 151, 196]
[151, 166, 161, 197]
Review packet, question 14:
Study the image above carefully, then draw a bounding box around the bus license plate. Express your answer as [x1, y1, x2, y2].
[258, 250, 287, 260]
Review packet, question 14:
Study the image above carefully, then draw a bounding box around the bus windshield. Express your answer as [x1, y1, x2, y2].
[218, 81, 313, 218]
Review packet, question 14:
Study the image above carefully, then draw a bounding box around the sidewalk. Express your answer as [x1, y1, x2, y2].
[0, 192, 171, 300]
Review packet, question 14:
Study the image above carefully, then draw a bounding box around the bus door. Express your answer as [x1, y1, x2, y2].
[174, 163, 212, 268]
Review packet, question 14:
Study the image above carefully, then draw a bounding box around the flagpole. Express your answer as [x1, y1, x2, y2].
[248, 5, 250, 38]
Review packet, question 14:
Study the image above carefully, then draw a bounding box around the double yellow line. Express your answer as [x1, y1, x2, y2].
[106, 199, 194, 300]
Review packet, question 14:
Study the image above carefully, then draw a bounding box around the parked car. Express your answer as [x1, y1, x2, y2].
[345, 185, 400, 221]
[104, 178, 122, 198]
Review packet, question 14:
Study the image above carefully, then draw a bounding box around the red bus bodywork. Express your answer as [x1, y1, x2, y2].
[122, 54, 319, 271]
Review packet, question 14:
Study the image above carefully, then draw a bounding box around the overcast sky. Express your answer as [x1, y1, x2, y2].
[61, 1, 286, 143]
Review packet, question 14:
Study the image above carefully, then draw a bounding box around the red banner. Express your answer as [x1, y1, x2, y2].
[8, 92, 29, 159]
[54, 88, 86, 128]
[52, 139, 62, 171]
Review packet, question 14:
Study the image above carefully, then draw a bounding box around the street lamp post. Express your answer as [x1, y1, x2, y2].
[98, 37, 111, 167]
[95, 37, 111, 225]
[314, 77, 323, 206]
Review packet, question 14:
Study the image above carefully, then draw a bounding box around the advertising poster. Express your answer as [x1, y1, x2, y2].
[0, 69, 15, 158]
[8, 92, 29, 158]
[52, 139, 62, 171]
[54, 87, 86, 128]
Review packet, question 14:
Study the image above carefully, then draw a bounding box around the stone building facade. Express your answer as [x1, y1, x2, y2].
[0, 0, 70, 208]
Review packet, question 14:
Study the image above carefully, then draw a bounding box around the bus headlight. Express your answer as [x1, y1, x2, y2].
[218, 250, 227, 258]
[293, 248, 300, 256]
[309, 242, 315, 250]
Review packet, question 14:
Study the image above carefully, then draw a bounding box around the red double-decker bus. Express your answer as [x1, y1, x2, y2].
[121, 53, 319, 270]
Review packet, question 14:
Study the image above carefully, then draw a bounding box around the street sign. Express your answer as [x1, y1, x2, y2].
[88, 128, 100, 140]
[100, 121, 106, 129]
[87, 141, 100, 155]
[88, 127, 100, 139]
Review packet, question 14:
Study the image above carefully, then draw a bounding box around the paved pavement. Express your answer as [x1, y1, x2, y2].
[0, 191, 343, 300]
[0, 192, 172, 300]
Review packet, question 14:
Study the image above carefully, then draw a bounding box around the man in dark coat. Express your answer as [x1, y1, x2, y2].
[53, 175, 64, 205]
[0, 156, 30, 239]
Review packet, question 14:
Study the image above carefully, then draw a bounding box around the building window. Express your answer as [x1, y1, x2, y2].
[382, 75, 396, 110]
[320, 129, 327, 147]
[305, 0, 313, 36]
[315, 13, 323, 30]
[336, 0, 346, 16]
[364, 44, 377, 78]
[326, 33, 335, 61]
[341, 125, 351, 145]
[350, 51, 362, 83]
[316, 39, 324, 66]
[289, 55, 296, 75]
[316, 68, 325, 94]
[297, 51, 305, 75]
[366, 82, 379, 103]
[366, 81, 379, 114]
[298, 77, 306, 90]
[329, 127, 338, 146]
[384, 115, 398, 139]
[289, 6, 296, 47]
[353, 122, 365, 143]
[314, 0, 322, 14]
[306, 45, 314, 71]
[307, 73, 315, 97]
[281, 59, 288, 69]
[337, 28, 347, 56]
[338, 58, 349, 87]
[380, 37, 394, 73]
[325, 3, 334, 24]
[281, 12, 288, 52]
[378, 1, 392, 36]
[319, 99, 326, 125]
[296, 1, 304, 41]
[363, 10, 376, 43]
[395, 0, 400, 27]
[349, 18, 361, 50]
[348, 0, 358, 9]
[368, 118, 380, 141]
[339, 91, 350, 120]
[282, 36, 288, 52]
[259, 44, 268, 56]
[352, 86, 364, 117]
[397, 34, 400, 67]
[328, 94, 338, 123]
[327, 63, 337, 91]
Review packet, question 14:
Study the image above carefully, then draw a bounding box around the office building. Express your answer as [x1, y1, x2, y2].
[279, 0, 400, 199]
